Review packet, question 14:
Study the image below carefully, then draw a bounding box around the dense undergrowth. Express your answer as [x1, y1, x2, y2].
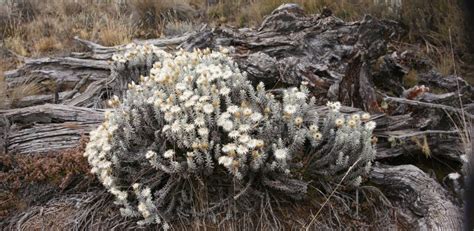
[0, 138, 95, 220]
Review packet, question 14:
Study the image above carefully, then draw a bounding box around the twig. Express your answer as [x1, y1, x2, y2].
[233, 176, 255, 200]
[305, 158, 362, 230]
[377, 129, 460, 138]
[384, 96, 474, 119]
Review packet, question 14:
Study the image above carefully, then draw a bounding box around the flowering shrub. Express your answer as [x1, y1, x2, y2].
[85, 45, 376, 227]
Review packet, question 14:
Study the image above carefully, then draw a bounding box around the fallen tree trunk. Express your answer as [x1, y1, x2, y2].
[0, 104, 104, 154]
[370, 165, 462, 230]
[7, 121, 99, 154]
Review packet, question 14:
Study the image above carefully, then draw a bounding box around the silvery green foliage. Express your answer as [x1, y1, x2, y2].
[110, 43, 170, 96]
[85, 45, 376, 227]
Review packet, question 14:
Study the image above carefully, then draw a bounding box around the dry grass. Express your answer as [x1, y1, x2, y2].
[127, 0, 197, 37]
[0, 70, 8, 109]
[33, 36, 64, 54]
[97, 18, 135, 46]
[7, 78, 42, 108]
[4, 36, 28, 56]
[0, 0, 466, 61]
[0, 0, 467, 110]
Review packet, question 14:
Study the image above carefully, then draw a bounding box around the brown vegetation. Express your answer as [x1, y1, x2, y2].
[0, 137, 94, 219]
[0, 0, 470, 107]
[0, 0, 466, 54]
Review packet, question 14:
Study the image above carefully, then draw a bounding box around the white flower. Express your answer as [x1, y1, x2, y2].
[242, 108, 252, 116]
[448, 172, 461, 180]
[170, 105, 181, 113]
[348, 119, 356, 128]
[184, 100, 195, 108]
[227, 105, 239, 113]
[199, 96, 210, 102]
[220, 86, 231, 95]
[145, 150, 156, 159]
[116, 191, 127, 201]
[309, 124, 319, 131]
[102, 143, 112, 152]
[222, 143, 237, 153]
[171, 121, 181, 132]
[284, 105, 297, 114]
[198, 127, 209, 137]
[220, 47, 229, 54]
[335, 118, 345, 127]
[351, 114, 360, 121]
[164, 112, 174, 122]
[175, 83, 187, 91]
[238, 134, 250, 143]
[236, 145, 249, 155]
[361, 113, 371, 121]
[218, 156, 233, 167]
[141, 188, 151, 197]
[313, 132, 322, 140]
[222, 120, 234, 131]
[220, 112, 231, 120]
[250, 112, 263, 122]
[179, 91, 193, 101]
[163, 149, 175, 158]
[203, 104, 214, 114]
[327, 101, 341, 112]
[239, 124, 251, 132]
[229, 130, 240, 138]
[190, 95, 200, 102]
[138, 202, 149, 217]
[184, 123, 195, 132]
[103, 176, 113, 187]
[274, 148, 288, 160]
[195, 116, 206, 127]
[187, 151, 195, 157]
[160, 103, 171, 112]
[294, 116, 303, 126]
[247, 139, 258, 149]
[365, 121, 376, 131]
[295, 92, 306, 100]
[162, 125, 170, 132]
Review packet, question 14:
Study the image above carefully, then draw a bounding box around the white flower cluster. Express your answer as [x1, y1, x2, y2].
[85, 46, 377, 226]
[111, 43, 171, 64]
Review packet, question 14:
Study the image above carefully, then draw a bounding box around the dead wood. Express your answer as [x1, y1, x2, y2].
[0, 104, 104, 154]
[370, 165, 462, 230]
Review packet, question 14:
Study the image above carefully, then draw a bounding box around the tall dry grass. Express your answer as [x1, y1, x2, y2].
[0, 69, 8, 109]
[0, 0, 466, 54]
[0, 0, 469, 93]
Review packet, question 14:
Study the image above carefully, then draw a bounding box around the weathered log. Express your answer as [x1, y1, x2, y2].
[0, 104, 104, 154]
[14, 91, 74, 108]
[370, 164, 462, 230]
[64, 79, 109, 108]
[1, 104, 104, 125]
[7, 121, 100, 155]
[73, 32, 195, 59]
[5, 57, 109, 88]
